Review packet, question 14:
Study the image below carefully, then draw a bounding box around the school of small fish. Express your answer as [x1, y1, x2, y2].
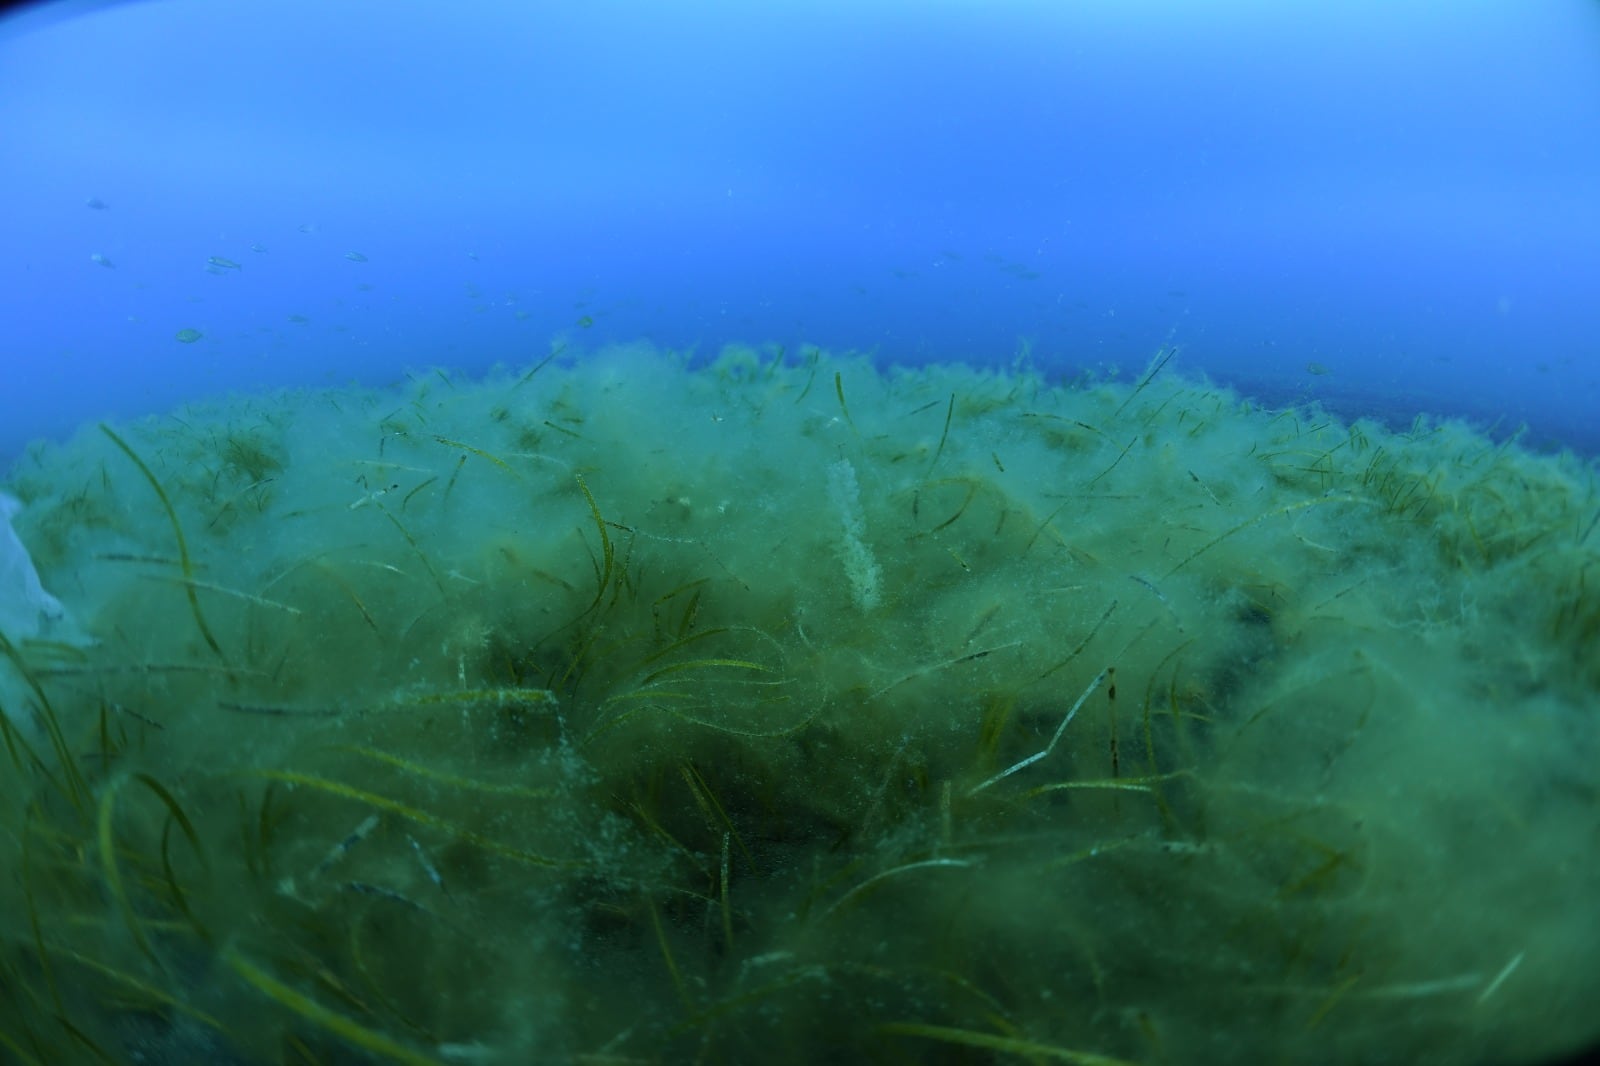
[77, 198, 563, 345]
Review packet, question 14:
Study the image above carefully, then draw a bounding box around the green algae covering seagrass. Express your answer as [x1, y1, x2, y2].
[0, 343, 1596, 1066]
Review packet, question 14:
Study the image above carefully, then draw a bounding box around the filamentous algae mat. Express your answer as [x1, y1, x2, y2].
[1, 345, 1596, 1066]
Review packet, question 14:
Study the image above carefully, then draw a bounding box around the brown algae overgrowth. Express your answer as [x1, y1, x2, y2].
[0, 343, 1595, 1065]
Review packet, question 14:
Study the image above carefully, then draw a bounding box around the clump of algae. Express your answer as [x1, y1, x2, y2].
[0, 342, 1595, 1066]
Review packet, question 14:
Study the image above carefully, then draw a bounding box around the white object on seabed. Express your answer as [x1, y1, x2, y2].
[0, 491, 66, 642]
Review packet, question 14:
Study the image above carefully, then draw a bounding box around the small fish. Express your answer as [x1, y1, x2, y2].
[344, 251, 368, 262]
[174, 328, 203, 343]
[85, 197, 109, 210]
[297, 222, 318, 234]
[344, 881, 430, 914]
[287, 314, 310, 324]
[207, 256, 242, 270]
[89, 252, 114, 268]
[465, 251, 479, 261]
[250, 242, 267, 253]
[576, 315, 594, 328]
[316, 814, 381, 874]
[408, 835, 449, 898]
[1306, 362, 1331, 376]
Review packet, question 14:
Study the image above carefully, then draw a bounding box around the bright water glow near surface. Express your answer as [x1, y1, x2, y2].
[1, 0, 1598, 459]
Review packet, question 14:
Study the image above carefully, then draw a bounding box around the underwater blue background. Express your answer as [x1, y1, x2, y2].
[2, 0, 1598, 465]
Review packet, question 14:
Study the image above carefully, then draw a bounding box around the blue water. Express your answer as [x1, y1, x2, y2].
[3, 0, 1598, 463]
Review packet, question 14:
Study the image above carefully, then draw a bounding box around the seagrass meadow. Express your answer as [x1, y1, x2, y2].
[0, 344, 1596, 1066]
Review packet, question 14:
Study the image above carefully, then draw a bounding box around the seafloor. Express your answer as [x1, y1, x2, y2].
[1, 344, 1596, 1066]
